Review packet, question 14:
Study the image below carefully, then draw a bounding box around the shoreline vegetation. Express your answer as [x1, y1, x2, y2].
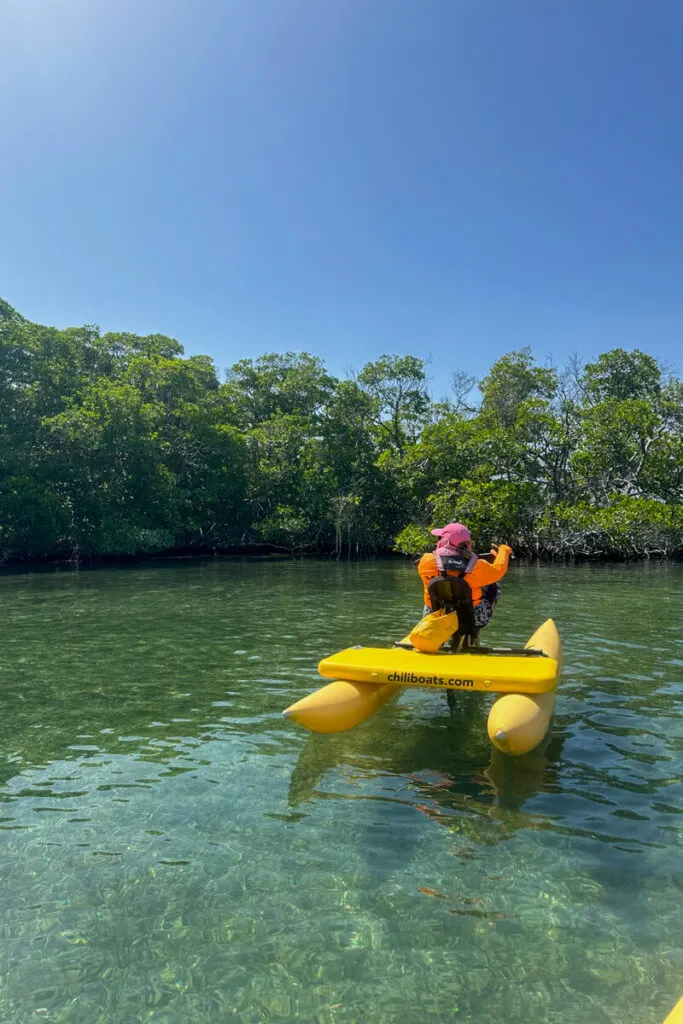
[2, 298, 682, 567]
[4, 548, 682, 573]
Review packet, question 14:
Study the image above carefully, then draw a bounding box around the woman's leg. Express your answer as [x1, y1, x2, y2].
[473, 597, 493, 629]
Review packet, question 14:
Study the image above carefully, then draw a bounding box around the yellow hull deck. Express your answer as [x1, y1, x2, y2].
[318, 629, 559, 695]
[284, 620, 562, 754]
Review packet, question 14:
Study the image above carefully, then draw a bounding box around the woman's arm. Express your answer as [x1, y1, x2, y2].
[471, 545, 512, 585]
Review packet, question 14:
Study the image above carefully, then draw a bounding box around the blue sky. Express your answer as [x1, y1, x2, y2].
[2, 0, 681, 386]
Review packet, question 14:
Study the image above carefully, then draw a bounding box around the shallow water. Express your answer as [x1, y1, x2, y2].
[0, 558, 682, 1023]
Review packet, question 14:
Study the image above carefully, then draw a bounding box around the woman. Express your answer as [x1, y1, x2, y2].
[417, 522, 512, 629]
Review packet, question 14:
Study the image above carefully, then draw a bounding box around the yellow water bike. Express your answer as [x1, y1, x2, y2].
[283, 569, 561, 756]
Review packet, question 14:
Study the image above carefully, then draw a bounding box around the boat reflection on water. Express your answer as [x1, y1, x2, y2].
[485, 729, 565, 809]
[288, 689, 566, 820]
[286, 693, 568, 886]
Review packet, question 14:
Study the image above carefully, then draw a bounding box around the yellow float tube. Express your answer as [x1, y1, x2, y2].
[282, 678, 400, 735]
[665, 997, 683, 1023]
[487, 619, 562, 755]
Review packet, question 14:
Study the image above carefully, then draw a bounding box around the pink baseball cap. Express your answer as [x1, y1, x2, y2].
[431, 522, 471, 546]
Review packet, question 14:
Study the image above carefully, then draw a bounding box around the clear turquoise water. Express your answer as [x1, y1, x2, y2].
[1, 558, 682, 1023]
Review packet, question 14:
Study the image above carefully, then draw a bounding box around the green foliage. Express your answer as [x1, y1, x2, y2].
[1, 297, 681, 561]
[429, 479, 544, 550]
[357, 354, 431, 452]
[394, 523, 434, 556]
[538, 498, 683, 557]
[226, 352, 335, 426]
[395, 345, 682, 558]
[581, 348, 663, 404]
[479, 347, 557, 429]
[254, 506, 312, 550]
